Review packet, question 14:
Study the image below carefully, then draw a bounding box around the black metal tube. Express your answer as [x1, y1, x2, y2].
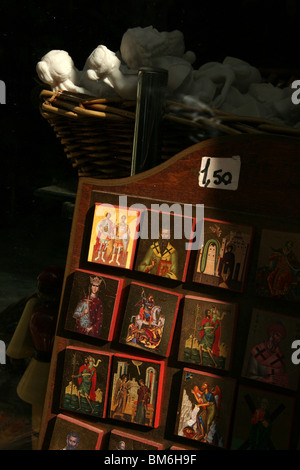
[131, 67, 168, 175]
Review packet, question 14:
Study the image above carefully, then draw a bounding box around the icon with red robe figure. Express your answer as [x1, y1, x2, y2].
[197, 305, 224, 365]
[182, 382, 222, 443]
[88, 203, 142, 270]
[175, 369, 236, 448]
[255, 229, 300, 302]
[74, 355, 99, 412]
[178, 295, 237, 371]
[119, 282, 182, 357]
[72, 275, 103, 338]
[242, 308, 300, 391]
[65, 269, 125, 342]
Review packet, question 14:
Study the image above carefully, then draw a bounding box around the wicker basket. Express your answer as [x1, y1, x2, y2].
[39, 79, 300, 179]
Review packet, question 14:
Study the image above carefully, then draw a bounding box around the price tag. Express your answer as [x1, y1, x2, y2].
[198, 155, 241, 190]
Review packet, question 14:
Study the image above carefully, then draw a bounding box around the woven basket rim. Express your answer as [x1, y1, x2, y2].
[39, 88, 300, 138]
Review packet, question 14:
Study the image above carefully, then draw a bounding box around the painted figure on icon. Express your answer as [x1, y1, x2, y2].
[175, 369, 236, 448]
[108, 214, 130, 266]
[61, 349, 111, 418]
[71, 355, 101, 414]
[61, 432, 80, 450]
[94, 212, 114, 263]
[178, 296, 237, 371]
[88, 204, 141, 270]
[177, 378, 223, 446]
[93, 211, 130, 266]
[109, 358, 160, 427]
[246, 321, 289, 388]
[137, 227, 178, 280]
[72, 275, 103, 337]
[197, 306, 225, 368]
[126, 288, 165, 352]
[193, 219, 253, 292]
[255, 230, 300, 301]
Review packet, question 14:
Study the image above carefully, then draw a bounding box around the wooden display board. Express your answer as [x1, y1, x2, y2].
[38, 134, 300, 450]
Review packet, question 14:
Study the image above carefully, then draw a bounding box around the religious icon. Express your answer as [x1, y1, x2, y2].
[60, 346, 113, 418]
[193, 218, 254, 292]
[119, 282, 182, 357]
[134, 209, 196, 282]
[174, 368, 236, 448]
[177, 295, 237, 371]
[47, 414, 105, 450]
[255, 229, 300, 301]
[241, 309, 300, 391]
[87, 203, 141, 269]
[64, 269, 124, 341]
[230, 385, 295, 450]
[108, 429, 164, 450]
[108, 353, 165, 428]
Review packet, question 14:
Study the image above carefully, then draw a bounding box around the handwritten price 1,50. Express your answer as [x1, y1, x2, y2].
[198, 156, 241, 191]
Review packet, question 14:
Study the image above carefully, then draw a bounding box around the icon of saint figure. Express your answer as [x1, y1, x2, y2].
[73, 276, 103, 338]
